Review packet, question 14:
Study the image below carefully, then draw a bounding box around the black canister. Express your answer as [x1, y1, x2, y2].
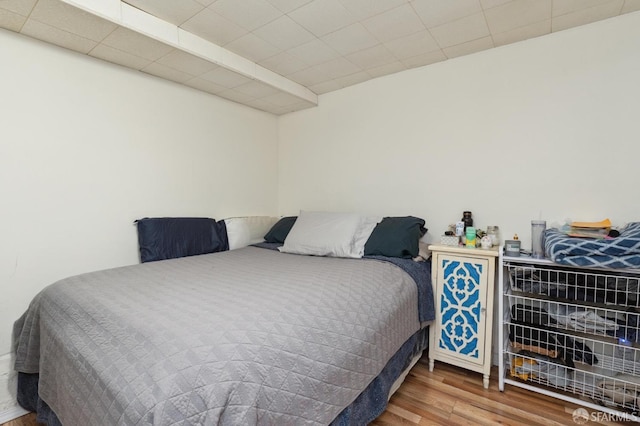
[462, 211, 473, 231]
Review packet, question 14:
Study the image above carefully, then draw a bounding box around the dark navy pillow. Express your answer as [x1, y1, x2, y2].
[364, 216, 427, 259]
[136, 217, 228, 263]
[264, 216, 297, 244]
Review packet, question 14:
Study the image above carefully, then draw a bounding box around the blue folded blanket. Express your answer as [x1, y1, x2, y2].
[545, 222, 640, 269]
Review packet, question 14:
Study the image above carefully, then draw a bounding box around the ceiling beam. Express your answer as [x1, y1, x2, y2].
[60, 0, 318, 106]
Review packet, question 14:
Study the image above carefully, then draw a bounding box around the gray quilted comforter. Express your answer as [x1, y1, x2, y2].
[14, 247, 421, 425]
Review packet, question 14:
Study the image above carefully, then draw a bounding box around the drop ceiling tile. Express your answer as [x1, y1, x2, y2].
[383, 30, 439, 60]
[29, 0, 118, 42]
[102, 27, 174, 61]
[267, 0, 314, 13]
[245, 98, 277, 112]
[200, 66, 253, 87]
[411, 0, 482, 28]
[286, 99, 317, 111]
[217, 89, 257, 103]
[0, 0, 37, 16]
[234, 80, 280, 98]
[492, 19, 550, 46]
[287, 66, 331, 86]
[552, 0, 619, 17]
[484, 0, 552, 34]
[261, 91, 305, 107]
[480, 0, 511, 8]
[622, 0, 640, 13]
[443, 35, 493, 58]
[253, 15, 315, 50]
[183, 77, 226, 94]
[286, 38, 340, 66]
[194, 0, 216, 6]
[0, 8, 26, 31]
[265, 106, 286, 114]
[141, 62, 194, 83]
[123, 0, 204, 26]
[321, 23, 379, 56]
[333, 71, 370, 87]
[365, 60, 408, 78]
[181, 8, 248, 46]
[552, 0, 623, 31]
[401, 49, 447, 68]
[225, 32, 282, 63]
[210, 0, 282, 31]
[362, 4, 426, 43]
[308, 79, 342, 94]
[429, 12, 490, 48]
[259, 51, 309, 75]
[288, 0, 358, 37]
[89, 44, 152, 70]
[21, 18, 97, 54]
[345, 44, 396, 69]
[314, 57, 361, 79]
[338, 0, 408, 20]
[156, 49, 218, 76]
[269, 104, 302, 115]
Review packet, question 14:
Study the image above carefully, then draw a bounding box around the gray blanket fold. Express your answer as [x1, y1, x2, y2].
[14, 247, 420, 425]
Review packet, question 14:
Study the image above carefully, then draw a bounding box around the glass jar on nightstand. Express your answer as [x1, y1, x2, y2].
[487, 226, 500, 247]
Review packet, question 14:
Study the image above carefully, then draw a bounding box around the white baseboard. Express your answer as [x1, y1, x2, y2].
[0, 405, 29, 423]
[0, 352, 26, 423]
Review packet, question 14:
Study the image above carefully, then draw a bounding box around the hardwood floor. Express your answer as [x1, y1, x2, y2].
[0, 414, 41, 426]
[2, 354, 631, 425]
[373, 356, 629, 425]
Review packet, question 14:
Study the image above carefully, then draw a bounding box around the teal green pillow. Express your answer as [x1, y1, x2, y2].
[264, 216, 297, 243]
[364, 216, 427, 258]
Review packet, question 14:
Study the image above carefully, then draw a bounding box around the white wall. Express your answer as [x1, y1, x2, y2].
[0, 29, 278, 412]
[278, 12, 640, 250]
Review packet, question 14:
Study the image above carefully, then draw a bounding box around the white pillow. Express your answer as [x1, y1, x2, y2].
[279, 211, 382, 258]
[225, 216, 279, 250]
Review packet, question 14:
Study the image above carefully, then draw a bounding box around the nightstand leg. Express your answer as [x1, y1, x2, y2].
[483, 374, 490, 389]
[429, 358, 434, 372]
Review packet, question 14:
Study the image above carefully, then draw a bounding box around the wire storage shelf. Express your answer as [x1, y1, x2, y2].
[501, 258, 640, 421]
[505, 348, 640, 413]
[507, 293, 635, 340]
[507, 262, 640, 308]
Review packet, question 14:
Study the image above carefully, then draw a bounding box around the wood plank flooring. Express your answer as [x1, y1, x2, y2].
[2, 354, 632, 425]
[373, 356, 629, 425]
[0, 414, 41, 426]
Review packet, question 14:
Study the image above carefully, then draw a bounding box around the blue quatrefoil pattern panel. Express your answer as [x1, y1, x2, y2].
[439, 259, 483, 358]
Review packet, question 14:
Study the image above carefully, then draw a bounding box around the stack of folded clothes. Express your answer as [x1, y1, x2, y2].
[546, 303, 619, 334]
[510, 266, 640, 306]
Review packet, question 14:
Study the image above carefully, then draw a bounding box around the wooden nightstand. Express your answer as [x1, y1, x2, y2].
[428, 244, 499, 388]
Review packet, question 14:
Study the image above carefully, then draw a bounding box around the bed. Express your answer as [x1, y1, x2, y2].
[13, 213, 434, 425]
